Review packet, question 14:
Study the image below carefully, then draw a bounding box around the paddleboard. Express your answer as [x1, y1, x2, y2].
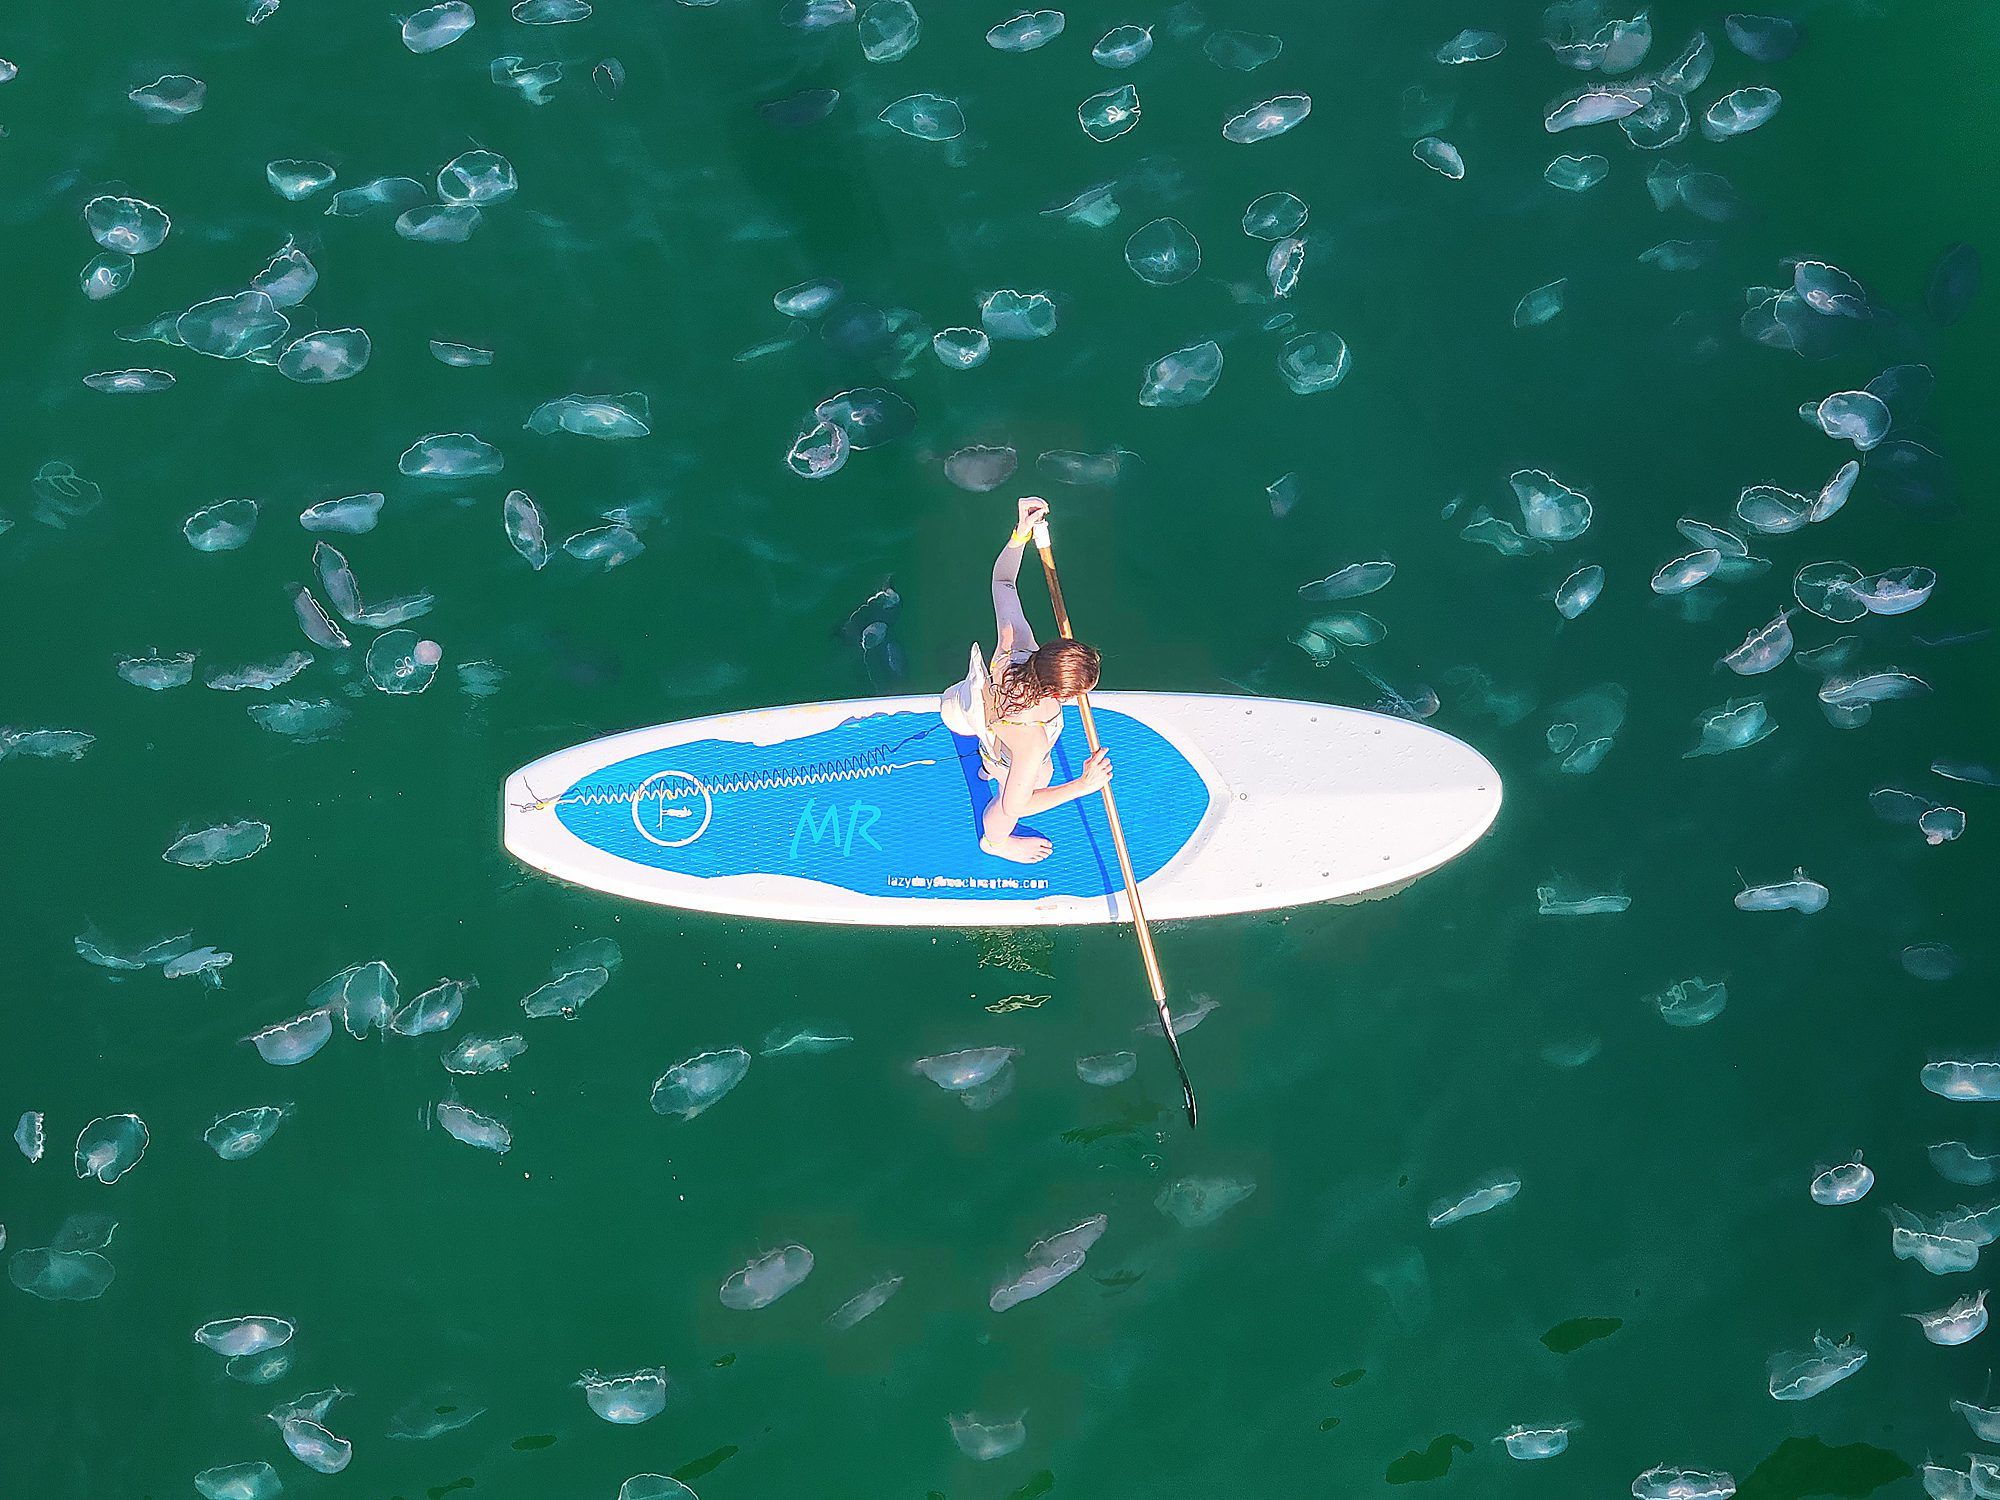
[502, 693, 1502, 926]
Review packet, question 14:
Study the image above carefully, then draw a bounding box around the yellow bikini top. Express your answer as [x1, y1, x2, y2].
[987, 649, 1061, 738]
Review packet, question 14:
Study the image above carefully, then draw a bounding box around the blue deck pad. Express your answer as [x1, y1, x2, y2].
[553, 707, 1214, 902]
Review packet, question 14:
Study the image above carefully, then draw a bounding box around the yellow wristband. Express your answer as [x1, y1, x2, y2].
[1009, 527, 1031, 546]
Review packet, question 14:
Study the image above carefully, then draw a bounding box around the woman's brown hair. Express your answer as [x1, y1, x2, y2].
[992, 638, 1101, 718]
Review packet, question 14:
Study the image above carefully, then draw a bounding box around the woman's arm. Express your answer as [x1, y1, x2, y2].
[995, 738, 1112, 822]
[992, 497, 1047, 655]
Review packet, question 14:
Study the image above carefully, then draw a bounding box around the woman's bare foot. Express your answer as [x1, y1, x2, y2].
[982, 833, 1053, 863]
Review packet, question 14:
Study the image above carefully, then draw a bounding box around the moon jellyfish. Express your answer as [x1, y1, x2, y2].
[1079, 84, 1140, 141]
[1809, 459, 1860, 522]
[1767, 1334, 1865, 1400]
[774, 277, 843, 319]
[1651, 548, 1721, 594]
[183, 498, 259, 552]
[758, 1026, 853, 1057]
[1463, 510, 1546, 556]
[987, 10, 1063, 50]
[521, 965, 607, 1019]
[1076, 1050, 1137, 1085]
[1810, 1157, 1873, 1205]
[491, 54, 562, 103]
[396, 203, 482, 242]
[950, 1412, 1027, 1461]
[15, 1111, 44, 1162]
[1702, 86, 1780, 140]
[1853, 566, 1935, 615]
[11, 1248, 115, 1300]
[402, 1, 475, 52]
[437, 150, 516, 206]
[165, 821, 270, 868]
[130, 73, 205, 120]
[1736, 869, 1825, 913]
[86, 369, 173, 394]
[1134, 341, 1222, 407]
[1277, 331, 1350, 395]
[1223, 94, 1311, 143]
[1428, 1177, 1520, 1228]
[1497, 1425, 1573, 1460]
[1413, 137, 1465, 178]
[913, 1048, 1017, 1092]
[1243, 191, 1307, 239]
[274, 328, 371, 384]
[514, 0, 589, 19]
[1891, 1208, 1981, 1275]
[1922, 1059, 2000, 1102]
[178, 293, 290, 359]
[279, 1418, 351, 1475]
[1266, 235, 1304, 297]
[301, 493, 384, 533]
[1544, 153, 1608, 191]
[1905, 943, 1963, 983]
[1514, 279, 1567, 327]
[1650, 978, 1727, 1027]
[195, 1315, 295, 1357]
[73, 1113, 148, 1184]
[80, 253, 133, 301]
[365, 631, 441, 695]
[1296, 561, 1391, 604]
[249, 700, 348, 740]
[246, 1009, 333, 1066]
[1953, 1401, 2000, 1443]
[880, 93, 963, 140]
[1205, 29, 1282, 69]
[1719, 613, 1793, 676]
[827, 1274, 903, 1329]
[502, 491, 550, 568]
[620, 1478, 697, 1500]
[932, 327, 989, 369]
[651, 1048, 751, 1118]
[816, 386, 918, 446]
[1815, 391, 1890, 451]
[1793, 561, 1868, 623]
[1509, 470, 1589, 541]
[1124, 217, 1199, 285]
[443, 1033, 526, 1074]
[1912, 1290, 1989, 1346]
[978, 290, 1058, 343]
[1633, 1467, 1736, 1500]
[1545, 85, 1648, 132]
[1825, 671, 1928, 708]
[318, 962, 396, 1035]
[1092, 24, 1151, 66]
[720, 1244, 813, 1308]
[436, 1101, 509, 1154]
[859, 0, 919, 61]
[194, 1462, 282, 1500]
[1726, 14, 1799, 60]
[990, 1250, 1084, 1311]
[1437, 28, 1504, 63]
[392, 978, 469, 1036]
[1158, 1176, 1257, 1227]
[1554, 565, 1604, 619]
[785, 418, 848, 478]
[1685, 699, 1773, 757]
[400, 432, 502, 477]
[267, 159, 334, 200]
[204, 1105, 292, 1161]
[1793, 261, 1867, 319]
[943, 446, 1017, 493]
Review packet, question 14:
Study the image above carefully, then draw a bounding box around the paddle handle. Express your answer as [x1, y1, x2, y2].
[1031, 519, 1196, 1128]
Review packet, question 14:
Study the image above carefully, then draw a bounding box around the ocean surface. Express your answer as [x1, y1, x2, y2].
[2, 1, 1996, 1496]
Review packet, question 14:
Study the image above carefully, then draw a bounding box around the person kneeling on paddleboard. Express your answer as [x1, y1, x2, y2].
[940, 498, 1111, 864]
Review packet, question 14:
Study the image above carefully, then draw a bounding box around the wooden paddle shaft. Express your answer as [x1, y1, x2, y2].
[1031, 521, 1167, 1003]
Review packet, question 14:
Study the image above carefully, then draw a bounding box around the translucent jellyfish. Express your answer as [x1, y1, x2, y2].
[1767, 1334, 1865, 1400]
[1735, 869, 1825, 913]
[1266, 235, 1304, 297]
[1725, 14, 1799, 60]
[248, 242, 317, 308]
[1512, 471, 1591, 541]
[1651, 978, 1727, 1027]
[10, 1249, 115, 1301]
[399, 432, 502, 477]
[402, 1, 476, 52]
[774, 277, 843, 320]
[444, 1034, 527, 1075]
[786, 419, 850, 479]
[267, 159, 335, 200]
[826, 1274, 903, 1329]
[1204, 30, 1282, 69]
[165, 821, 271, 867]
[1633, 1467, 1736, 1500]
[1159, 1176, 1257, 1227]
[130, 74, 205, 120]
[1650, 549, 1720, 594]
[1545, 85, 1649, 132]
[1793, 561, 1867, 622]
[1922, 1058, 2000, 1102]
[1906, 944, 1964, 983]
[396, 203, 482, 243]
[360, 631, 438, 695]
[1462, 510, 1546, 556]
[1242, 193, 1307, 241]
[620, 1478, 697, 1500]
[1808, 1157, 1872, 1205]
[1223, 94, 1311, 143]
[429, 340, 495, 369]
[758, 1026, 853, 1057]
[1793, 261, 1867, 319]
[1138, 341, 1223, 407]
[987, 10, 1063, 50]
[491, 54, 562, 103]
[1825, 671, 1928, 708]
[564, 524, 643, 568]
[456, 661, 505, 697]
[274, 329, 370, 384]
[859, 0, 919, 61]
[1075, 1050, 1137, 1086]
[1276, 332, 1349, 395]
[15, 1111, 44, 1162]
[1079, 84, 1140, 141]
[1093, 24, 1151, 66]
[299, 493, 383, 535]
[1702, 86, 1780, 140]
[943, 446, 1017, 492]
[1514, 278, 1567, 327]
[950, 1412, 1027, 1460]
[390, 978, 468, 1037]
[1299, 561, 1393, 603]
[326, 176, 427, 217]
[436, 150, 516, 207]
[501, 490, 550, 569]
[1912, 1290, 1990, 1348]
[990, 1249, 1085, 1311]
[932, 328, 989, 369]
[720, 1244, 813, 1309]
[1816, 391, 1890, 450]
[910, 1048, 1014, 1093]
[1497, 1425, 1573, 1460]
[1124, 217, 1199, 285]
[1809, 459, 1860, 523]
[1544, 153, 1608, 191]
[195, 1315, 295, 1357]
[183, 498, 259, 553]
[84, 195, 170, 256]
[280, 1418, 351, 1474]
[1414, 137, 1465, 179]
[1619, 87, 1691, 148]
[514, 0, 589, 19]
[651, 1048, 752, 1118]
[178, 292, 290, 360]
[979, 290, 1058, 343]
[203, 1105, 292, 1161]
[247, 1009, 333, 1066]
[436, 1100, 509, 1154]
[86, 369, 174, 394]
[521, 966, 608, 1019]
[880, 93, 963, 140]
[527, 392, 651, 439]
[80, 253, 133, 301]
[75, 1114, 148, 1184]
[194, 1461, 283, 1500]
[1538, 879, 1626, 914]
[815, 386, 918, 446]
[1438, 28, 1505, 63]
[1685, 699, 1773, 757]
[1556, 565, 1604, 619]
[1891, 1207, 1981, 1274]
[247, 699, 348, 740]
[1720, 613, 1793, 676]
[1041, 448, 1131, 486]
[1428, 1177, 1520, 1227]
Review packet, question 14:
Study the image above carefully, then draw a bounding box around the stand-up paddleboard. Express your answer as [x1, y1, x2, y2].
[503, 694, 1502, 926]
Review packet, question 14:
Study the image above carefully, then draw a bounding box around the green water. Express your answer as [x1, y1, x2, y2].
[3, 1, 1996, 1495]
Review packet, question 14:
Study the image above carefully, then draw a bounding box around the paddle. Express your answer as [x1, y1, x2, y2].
[1030, 513, 1199, 1130]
